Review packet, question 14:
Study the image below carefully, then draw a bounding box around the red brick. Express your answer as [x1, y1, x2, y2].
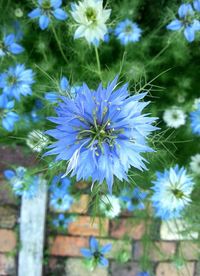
[0, 206, 17, 228]
[0, 145, 37, 173]
[68, 195, 89, 214]
[110, 218, 145, 240]
[49, 236, 88, 256]
[179, 242, 200, 260]
[68, 216, 109, 237]
[0, 230, 16, 253]
[0, 179, 16, 206]
[134, 241, 176, 261]
[0, 254, 15, 275]
[156, 262, 195, 276]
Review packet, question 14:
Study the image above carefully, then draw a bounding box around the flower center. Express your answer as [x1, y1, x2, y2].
[171, 188, 184, 199]
[172, 112, 179, 120]
[85, 7, 97, 24]
[131, 197, 139, 205]
[7, 75, 17, 85]
[41, 0, 51, 10]
[93, 251, 103, 259]
[125, 25, 133, 34]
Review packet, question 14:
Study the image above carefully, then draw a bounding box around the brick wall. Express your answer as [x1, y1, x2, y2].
[0, 148, 199, 276]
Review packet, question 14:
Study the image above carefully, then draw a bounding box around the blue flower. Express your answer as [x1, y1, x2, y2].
[190, 104, 200, 135]
[0, 64, 35, 101]
[81, 237, 112, 267]
[114, 19, 142, 45]
[45, 76, 79, 103]
[166, 3, 200, 42]
[49, 174, 74, 211]
[121, 187, 148, 211]
[151, 165, 194, 220]
[28, 0, 68, 30]
[4, 167, 39, 198]
[52, 213, 74, 228]
[0, 94, 19, 131]
[45, 76, 157, 193]
[0, 34, 24, 57]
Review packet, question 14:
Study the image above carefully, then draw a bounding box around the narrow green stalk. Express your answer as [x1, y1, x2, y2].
[51, 25, 68, 64]
[94, 46, 102, 80]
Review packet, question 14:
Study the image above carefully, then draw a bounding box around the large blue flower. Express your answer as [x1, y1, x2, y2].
[166, 3, 200, 42]
[115, 19, 142, 45]
[0, 94, 19, 131]
[45, 77, 157, 193]
[81, 237, 112, 267]
[0, 64, 35, 101]
[151, 165, 194, 220]
[0, 34, 24, 57]
[28, 0, 68, 30]
[190, 104, 200, 135]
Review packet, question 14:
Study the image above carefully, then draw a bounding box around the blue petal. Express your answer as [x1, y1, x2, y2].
[4, 170, 15, 180]
[99, 257, 109, 267]
[28, 8, 41, 19]
[51, 0, 62, 9]
[184, 26, 195, 42]
[9, 43, 24, 54]
[60, 76, 69, 91]
[53, 8, 68, 20]
[80, 248, 93, 258]
[4, 34, 15, 46]
[166, 19, 182, 30]
[0, 94, 8, 108]
[45, 92, 58, 103]
[39, 15, 50, 30]
[100, 243, 112, 254]
[90, 237, 99, 252]
[193, 0, 200, 12]
[178, 3, 193, 18]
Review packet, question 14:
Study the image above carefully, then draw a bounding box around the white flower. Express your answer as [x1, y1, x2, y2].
[190, 154, 200, 175]
[163, 106, 186, 128]
[192, 98, 200, 110]
[71, 0, 111, 44]
[26, 130, 49, 152]
[100, 195, 121, 218]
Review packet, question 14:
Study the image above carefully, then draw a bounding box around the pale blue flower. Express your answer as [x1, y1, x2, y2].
[190, 104, 200, 135]
[115, 19, 142, 45]
[0, 34, 24, 57]
[151, 165, 194, 220]
[121, 187, 148, 211]
[81, 237, 112, 267]
[166, 3, 200, 42]
[28, 0, 68, 30]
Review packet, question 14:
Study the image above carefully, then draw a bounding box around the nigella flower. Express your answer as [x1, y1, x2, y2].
[52, 213, 74, 228]
[115, 19, 142, 45]
[4, 167, 39, 199]
[190, 154, 200, 175]
[26, 130, 49, 152]
[121, 187, 148, 212]
[45, 76, 79, 103]
[45, 76, 158, 193]
[190, 104, 200, 135]
[49, 174, 74, 211]
[70, 0, 111, 45]
[0, 94, 19, 132]
[0, 33, 24, 57]
[81, 237, 112, 267]
[28, 0, 68, 30]
[151, 165, 195, 220]
[163, 106, 186, 129]
[0, 64, 34, 101]
[166, 3, 200, 42]
[99, 195, 121, 218]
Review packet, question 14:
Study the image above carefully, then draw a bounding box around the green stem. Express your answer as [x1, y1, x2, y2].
[94, 46, 102, 80]
[51, 25, 68, 64]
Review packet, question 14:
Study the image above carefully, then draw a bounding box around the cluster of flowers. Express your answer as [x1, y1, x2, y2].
[167, 1, 200, 42]
[28, 0, 142, 46]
